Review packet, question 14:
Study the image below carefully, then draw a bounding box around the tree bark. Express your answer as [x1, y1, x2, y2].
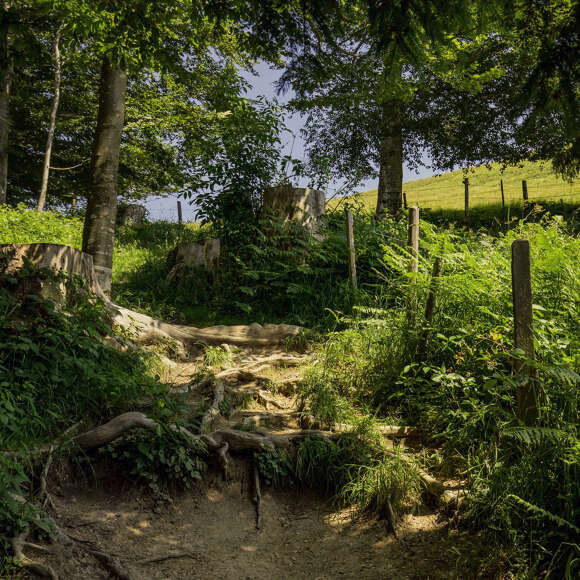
[82, 57, 127, 294]
[376, 100, 403, 217]
[37, 25, 64, 212]
[0, 2, 12, 205]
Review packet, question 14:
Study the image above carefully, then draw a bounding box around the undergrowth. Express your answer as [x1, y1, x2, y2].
[298, 213, 579, 577]
[0, 260, 183, 568]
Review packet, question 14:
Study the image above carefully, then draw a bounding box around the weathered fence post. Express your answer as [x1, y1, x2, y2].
[345, 209, 357, 290]
[419, 256, 443, 357]
[406, 206, 420, 325]
[403, 191, 408, 210]
[511, 239, 538, 424]
[522, 179, 530, 214]
[407, 206, 419, 274]
[463, 178, 469, 218]
[500, 179, 505, 209]
[424, 256, 443, 326]
[177, 200, 183, 224]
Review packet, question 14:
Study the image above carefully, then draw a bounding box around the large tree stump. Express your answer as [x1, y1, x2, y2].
[166, 238, 221, 282]
[262, 185, 325, 233]
[117, 204, 146, 226]
[0, 243, 105, 301]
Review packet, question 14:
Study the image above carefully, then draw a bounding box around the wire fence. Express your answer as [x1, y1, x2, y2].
[402, 180, 579, 211]
[145, 179, 579, 222]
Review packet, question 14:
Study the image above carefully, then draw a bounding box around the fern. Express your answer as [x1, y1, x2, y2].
[507, 495, 580, 534]
[502, 427, 574, 446]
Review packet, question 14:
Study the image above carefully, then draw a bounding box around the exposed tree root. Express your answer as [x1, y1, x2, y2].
[39, 444, 56, 510]
[109, 303, 301, 351]
[6, 411, 457, 505]
[386, 497, 398, 539]
[200, 378, 226, 433]
[241, 354, 310, 370]
[253, 460, 262, 530]
[1, 243, 303, 352]
[139, 553, 198, 564]
[80, 544, 132, 580]
[10, 508, 133, 580]
[11, 530, 58, 579]
[383, 448, 462, 507]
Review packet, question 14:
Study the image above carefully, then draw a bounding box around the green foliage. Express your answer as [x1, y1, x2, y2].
[190, 98, 286, 247]
[296, 211, 579, 575]
[101, 426, 207, 499]
[0, 204, 82, 246]
[0, 261, 176, 570]
[295, 431, 382, 495]
[340, 453, 423, 518]
[254, 449, 294, 487]
[203, 345, 236, 370]
[0, 265, 165, 449]
[0, 456, 49, 558]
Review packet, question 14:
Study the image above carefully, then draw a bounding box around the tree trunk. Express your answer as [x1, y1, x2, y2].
[82, 57, 127, 295]
[375, 100, 403, 217]
[0, 2, 12, 205]
[37, 25, 64, 212]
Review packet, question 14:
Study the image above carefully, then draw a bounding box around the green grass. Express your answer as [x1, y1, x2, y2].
[333, 161, 579, 211]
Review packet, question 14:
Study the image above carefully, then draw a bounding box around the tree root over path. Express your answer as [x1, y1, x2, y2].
[11, 517, 132, 580]
[0, 243, 303, 352]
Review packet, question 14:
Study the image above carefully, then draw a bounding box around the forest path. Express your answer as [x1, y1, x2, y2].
[37, 347, 490, 579]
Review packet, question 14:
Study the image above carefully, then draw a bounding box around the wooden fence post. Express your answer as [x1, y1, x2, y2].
[522, 179, 530, 214]
[463, 178, 469, 218]
[407, 206, 419, 274]
[419, 256, 443, 356]
[511, 239, 537, 424]
[177, 200, 183, 224]
[345, 210, 357, 290]
[406, 206, 420, 325]
[403, 191, 408, 210]
[500, 179, 505, 209]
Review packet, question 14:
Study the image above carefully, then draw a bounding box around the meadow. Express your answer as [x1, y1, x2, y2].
[332, 161, 579, 212]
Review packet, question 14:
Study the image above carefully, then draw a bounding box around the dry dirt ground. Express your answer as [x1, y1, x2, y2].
[12, 348, 494, 579]
[43, 475, 489, 580]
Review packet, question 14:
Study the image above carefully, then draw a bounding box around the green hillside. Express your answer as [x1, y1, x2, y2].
[335, 161, 579, 211]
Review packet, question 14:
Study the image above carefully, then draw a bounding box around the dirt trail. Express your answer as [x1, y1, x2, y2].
[50, 476, 486, 580]
[29, 347, 490, 579]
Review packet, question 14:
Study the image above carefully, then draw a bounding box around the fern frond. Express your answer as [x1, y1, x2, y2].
[502, 427, 574, 446]
[507, 495, 580, 534]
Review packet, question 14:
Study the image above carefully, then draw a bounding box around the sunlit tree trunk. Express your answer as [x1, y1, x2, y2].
[82, 56, 127, 294]
[37, 25, 64, 212]
[376, 99, 403, 217]
[0, 1, 12, 205]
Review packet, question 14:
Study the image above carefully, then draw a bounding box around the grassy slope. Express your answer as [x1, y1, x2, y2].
[334, 161, 579, 211]
[0, 205, 199, 284]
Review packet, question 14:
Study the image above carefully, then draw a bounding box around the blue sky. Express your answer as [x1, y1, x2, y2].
[145, 61, 434, 221]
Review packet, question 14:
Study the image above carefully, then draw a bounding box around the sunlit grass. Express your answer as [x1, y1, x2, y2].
[331, 161, 579, 211]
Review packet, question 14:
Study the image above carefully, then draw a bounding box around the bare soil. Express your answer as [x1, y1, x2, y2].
[44, 473, 489, 580]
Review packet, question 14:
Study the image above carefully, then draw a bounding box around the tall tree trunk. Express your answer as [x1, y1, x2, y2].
[82, 57, 127, 295]
[37, 25, 64, 212]
[0, 2, 12, 205]
[375, 100, 403, 217]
